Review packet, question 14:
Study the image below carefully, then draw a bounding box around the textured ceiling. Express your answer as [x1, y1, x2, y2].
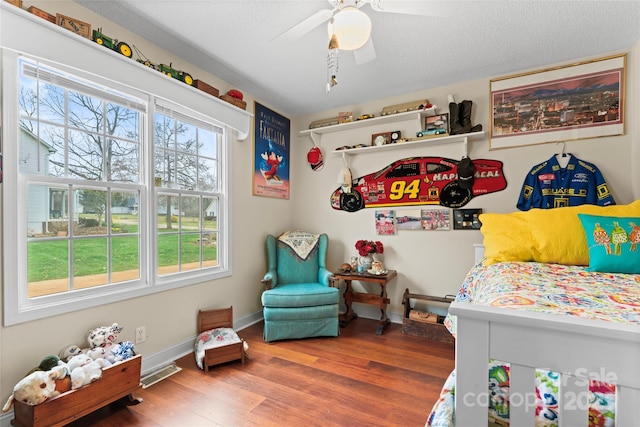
[75, 0, 640, 118]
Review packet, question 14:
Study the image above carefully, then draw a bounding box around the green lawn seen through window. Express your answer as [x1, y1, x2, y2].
[27, 234, 216, 282]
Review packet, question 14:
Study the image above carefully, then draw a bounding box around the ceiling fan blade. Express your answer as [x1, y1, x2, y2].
[271, 9, 334, 42]
[354, 37, 376, 65]
[368, 0, 456, 17]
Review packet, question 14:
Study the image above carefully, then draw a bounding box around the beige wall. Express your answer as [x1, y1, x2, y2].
[1, 0, 638, 410]
[291, 47, 639, 317]
[0, 1, 293, 405]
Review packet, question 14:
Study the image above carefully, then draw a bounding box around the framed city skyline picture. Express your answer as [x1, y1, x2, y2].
[490, 54, 625, 150]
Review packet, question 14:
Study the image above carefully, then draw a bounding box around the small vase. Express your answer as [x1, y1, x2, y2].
[358, 254, 373, 273]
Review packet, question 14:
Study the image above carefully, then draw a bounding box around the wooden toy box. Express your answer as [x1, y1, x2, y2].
[11, 355, 142, 427]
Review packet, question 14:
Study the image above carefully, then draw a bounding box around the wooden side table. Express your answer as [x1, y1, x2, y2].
[330, 270, 397, 335]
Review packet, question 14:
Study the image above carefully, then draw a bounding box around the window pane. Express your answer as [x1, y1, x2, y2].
[181, 196, 200, 232]
[73, 238, 108, 288]
[203, 197, 217, 231]
[155, 149, 176, 188]
[157, 194, 179, 230]
[109, 138, 140, 183]
[76, 189, 108, 234]
[111, 191, 139, 234]
[198, 156, 218, 191]
[38, 83, 66, 125]
[112, 236, 140, 282]
[181, 233, 200, 271]
[19, 121, 65, 177]
[176, 154, 197, 190]
[28, 184, 69, 237]
[158, 233, 179, 275]
[68, 130, 104, 180]
[106, 103, 140, 141]
[68, 91, 103, 133]
[203, 232, 217, 268]
[154, 114, 175, 150]
[28, 240, 69, 297]
[198, 128, 217, 159]
[176, 121, 197, 154]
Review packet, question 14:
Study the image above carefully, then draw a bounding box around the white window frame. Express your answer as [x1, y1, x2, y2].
[0, 2, 252, 326]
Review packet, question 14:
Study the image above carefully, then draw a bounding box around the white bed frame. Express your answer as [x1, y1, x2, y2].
[450, 292, 640, 426]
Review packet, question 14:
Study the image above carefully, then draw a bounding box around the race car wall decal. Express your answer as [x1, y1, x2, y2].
[330, 157, 507, 212]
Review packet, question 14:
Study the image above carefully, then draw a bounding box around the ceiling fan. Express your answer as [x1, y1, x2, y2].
[273, 0, 453, 65]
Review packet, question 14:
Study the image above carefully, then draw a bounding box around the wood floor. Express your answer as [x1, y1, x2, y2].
[67, 318, 455, 427]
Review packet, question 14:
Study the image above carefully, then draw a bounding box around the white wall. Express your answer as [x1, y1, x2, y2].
[291, 48, 638, 317]
[0, 1, 638, 415]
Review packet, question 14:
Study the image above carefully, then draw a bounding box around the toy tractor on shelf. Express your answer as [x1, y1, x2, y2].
[133, 45, 193, 86]
[92, 28, 132, 58]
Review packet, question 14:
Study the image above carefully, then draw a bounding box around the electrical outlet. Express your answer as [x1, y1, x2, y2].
[135, 326, 146, 344]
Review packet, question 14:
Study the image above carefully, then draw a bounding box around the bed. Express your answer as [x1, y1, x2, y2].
[427, 200, 640, 426]
[195, 306, 246, 372]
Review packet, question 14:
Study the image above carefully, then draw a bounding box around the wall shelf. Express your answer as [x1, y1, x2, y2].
[300, 107, 484, 156]
[300, 110, 430, 146]
[331, 131, 485, 157]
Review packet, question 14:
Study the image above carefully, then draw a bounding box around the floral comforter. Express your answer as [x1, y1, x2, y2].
[428, 261, 640, 427]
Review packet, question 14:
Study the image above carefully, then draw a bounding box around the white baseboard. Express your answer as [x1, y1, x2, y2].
[139, 309, 264, 376]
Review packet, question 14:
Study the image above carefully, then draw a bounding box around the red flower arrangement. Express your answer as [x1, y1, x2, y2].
[355, 240, 384, 257]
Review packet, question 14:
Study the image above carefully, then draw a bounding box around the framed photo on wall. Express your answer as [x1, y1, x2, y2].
[424, 113, 449, 135]
[453, 209, 483, 230]
[375, 210, 395, 235]
[490, 54, 625, 150]
[421, 208, 450, 231]
[253, 102, 290, 199]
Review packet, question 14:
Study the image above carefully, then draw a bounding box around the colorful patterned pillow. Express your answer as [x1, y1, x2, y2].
[578, 214, 640, 274]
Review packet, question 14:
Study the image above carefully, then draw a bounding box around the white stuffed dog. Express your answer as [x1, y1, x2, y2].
[2, 365, 68, 412]
[66, 354, 104, 390]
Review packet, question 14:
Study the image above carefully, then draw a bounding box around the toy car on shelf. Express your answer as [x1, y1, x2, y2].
[330, 157, 506, 212]
[355, 113, 375, 121]
[92, 28, 132, 58]
[416, 128, 446, 137]
[136, 59, 193, 86]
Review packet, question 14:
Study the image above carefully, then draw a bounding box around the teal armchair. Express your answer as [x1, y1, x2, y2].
[261, 232, 340, 342]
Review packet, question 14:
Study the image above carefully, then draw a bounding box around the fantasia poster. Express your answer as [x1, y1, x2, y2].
[253, 102, 290, 199]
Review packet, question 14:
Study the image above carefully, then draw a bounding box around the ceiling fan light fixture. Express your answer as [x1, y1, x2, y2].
[327, 6, 371, 51]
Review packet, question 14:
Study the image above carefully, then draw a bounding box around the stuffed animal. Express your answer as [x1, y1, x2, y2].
[2, 365, 68, 412]
[66, 354, 104, 390]
[25, 354, 64, 377]
[59, 344, 83, 362]
[87, 323, 123, 350]
[82, 347, 113, 366]
[111, 340, 135, 362]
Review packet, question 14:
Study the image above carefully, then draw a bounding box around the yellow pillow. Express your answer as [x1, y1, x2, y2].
[480, 200, 640, 266]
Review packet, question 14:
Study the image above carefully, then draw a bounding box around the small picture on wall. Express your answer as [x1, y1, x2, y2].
[453, 208, 483, 230]
[424, 113, 449, 135]
[375, 210, 395, 235]
[421, 208, 450, 231]
[396, 209, 422, 230]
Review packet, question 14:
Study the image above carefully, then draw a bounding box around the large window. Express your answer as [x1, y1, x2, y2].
[154, 103, 223, 276]
[3, 53, 230, 324]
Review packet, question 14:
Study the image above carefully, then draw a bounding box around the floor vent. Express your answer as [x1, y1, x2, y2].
[140, 363, 182, 389]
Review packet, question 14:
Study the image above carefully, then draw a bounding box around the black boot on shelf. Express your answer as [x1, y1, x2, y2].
[449, 102, 464, 135]
[460, 100, 483, 133]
